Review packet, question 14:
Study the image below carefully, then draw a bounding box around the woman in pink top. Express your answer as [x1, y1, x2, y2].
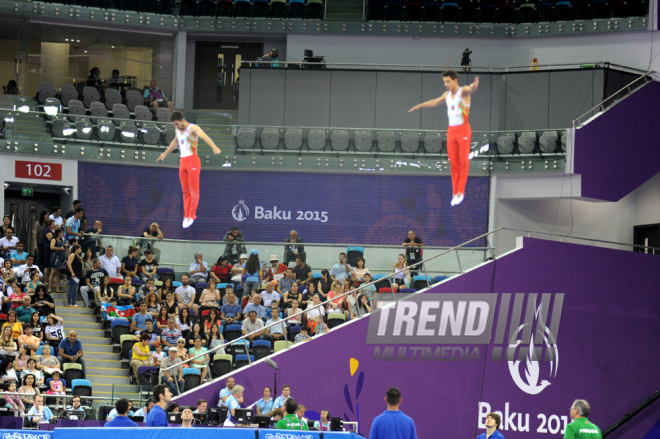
[4, 381, 25, 417]
[326, 282, 349, 320]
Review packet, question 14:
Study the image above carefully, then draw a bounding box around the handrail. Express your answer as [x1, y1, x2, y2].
[572, 71, 654, 128]
[0, 391, 122, 402]
[602, 388, 660, 437]
[161, 226, 660, 377]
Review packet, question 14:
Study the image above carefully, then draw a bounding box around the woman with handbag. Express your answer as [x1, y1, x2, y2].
[66, 244, 83, 308]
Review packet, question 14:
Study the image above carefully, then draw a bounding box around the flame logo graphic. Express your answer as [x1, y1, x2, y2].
[232, 200, 249, 222]
[507, 303, 559, 395]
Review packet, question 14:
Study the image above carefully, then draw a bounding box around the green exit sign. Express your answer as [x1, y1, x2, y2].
[21, 188, 33, 197]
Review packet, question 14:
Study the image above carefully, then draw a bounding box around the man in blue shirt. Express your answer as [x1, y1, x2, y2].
[370, 387, 417, 439]
[68, 395, 86, 419]
[135, 398, 156, 418]
[27, 395, 53, 424]
[147, 384, 171, 426]
[105, 398, 138, 427]
[131, 301, 153, 334]
[65, 208, 84, 241]
[330, 253, 351, 284]
[225, 385, 244, 423]
[218, 376, 236, 407]
[256, 386, 274, 416]
[477, 412, 505, 439]
[58, 331, 86, 378]
[221, 293, 242, 326]
[273, 385, 292, 410]
[9, 242, 28, 267]
[107, 400, 135, 420]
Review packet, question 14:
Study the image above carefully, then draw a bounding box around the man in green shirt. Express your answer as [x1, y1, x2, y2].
[276, 398, 309, 431]
[564, 399, 602, 439]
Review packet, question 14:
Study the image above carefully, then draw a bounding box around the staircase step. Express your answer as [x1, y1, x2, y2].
[58, 313, 98, 323]
[86, 359, 122, 368]
[64, 322, 106, 331]
[83, 345, 115, 354]
[85, 351, 119, 360]
[78, 336, 110, 345]
[88, 367, 128, 377]
[53, 307, 95, 316]
[87, 375, 130, 385]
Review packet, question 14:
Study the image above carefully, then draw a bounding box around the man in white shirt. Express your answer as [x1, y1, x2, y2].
[188, 252, 209, 287]
[49, 206, 64, 228]
[263, 308, 287, 343]
[175, 274, 198, 314]
[99, 246, 121, 277]
[16, 255, 43, 284]
[260, 282, 281, 307]
[0, 228, 19, 256]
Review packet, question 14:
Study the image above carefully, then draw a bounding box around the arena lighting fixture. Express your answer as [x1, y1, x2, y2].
[62, 128, 75, 136]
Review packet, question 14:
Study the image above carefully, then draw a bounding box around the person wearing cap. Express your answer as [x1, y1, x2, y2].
[211, 256, 233, 284]
[242, 249, 261, 297]
[283, 230, 305, 266]
[263, 48, 280, 68]
[160, 345, 185, 395]
[231, 253, 248, 283]
[265, 254, 287, 283]
[223, 227, 246, 264]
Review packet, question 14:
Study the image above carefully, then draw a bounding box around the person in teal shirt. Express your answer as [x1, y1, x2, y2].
[188, 336, 209, 382]
[27, 395, 53, 424]
[564, 400, 602, 439]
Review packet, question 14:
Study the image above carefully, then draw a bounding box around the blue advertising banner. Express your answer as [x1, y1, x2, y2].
[79, 163, 489, 246]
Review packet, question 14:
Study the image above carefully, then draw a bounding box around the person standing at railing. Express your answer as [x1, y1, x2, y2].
[161, 346, 185, 395]
[223, 227, 247, 264]
[408, 71, 479, 206]
[156, 111, 221, 229]
[284, 231, 306, 266]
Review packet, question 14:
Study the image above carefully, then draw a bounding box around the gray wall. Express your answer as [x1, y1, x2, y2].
[238, 68, 605, 130]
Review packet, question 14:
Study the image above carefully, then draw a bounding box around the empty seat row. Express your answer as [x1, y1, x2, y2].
[180, 0, 324, 18]
[44, 98, 172, 127]
[50, 115, 175, 146]
[496, 131, 566, 154]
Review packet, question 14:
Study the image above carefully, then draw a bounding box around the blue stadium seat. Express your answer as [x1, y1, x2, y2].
[71, 379, 92, 397]
[412, 275, 432, 290]
[224, 325, 243, 342]
[346, 246, 364, 266]
[442, 1, 459, 21]
[157, 268, 175, 284]
[399, 288, 417, 294]
[433, 275, 449, 283]
[312, 272, 322, 280]
[235, 0, 251, 16]
[182, 368, 201, 391]
[235, 354, 254, 369]
[290, 0, 306, 17]
[111, 319, 131, 343]
[173, 281, 183, 287]
[373, 274, 391, 291]
[252, 340, 271, 360]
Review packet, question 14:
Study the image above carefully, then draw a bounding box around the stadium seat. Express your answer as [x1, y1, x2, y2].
[182, 368, 201, 391]
[288, 326, 301, 340]
[627, 0, 647, 16]
[433, 275, 449, 283]
[67, 100, 87, 122]
[289, 0, 305, 17]
[346, 246, 365, 266]
[497, 0, 515, 22]
[235, 0, 252, 16]
[212, 354, 233, 377]
[496, 132, 516, 154]
[60, 87, 79, 107]
[518, 131, 537, 153]
[52, 115, 73, 138]
[539, 131, 558, 153]
[230, 340, 250, 361]
[120, 122, 139, 144]
[379, 287, 393, 293]
[274, 340, 289, 352]
[423, 132, 443, 153]
[412, 275, 432, 290]
[104, 91, 123, 111]
[386, 0, 404, 19]
[284, 129, 303, 150]
[261, 127, 280, 149]
[590, 0, 607, 17]
[441, 1, 459, 21]
[271, 0, 287, 16]
[142, 125, 162, 145]
[399, 288, 417, 293]
[536, 0, 553, 20]
[519, 3, 536, 21]
[89, 102, 108, 124]
[71, 379, 92, 397]
[112, 104, 131, 123]
[608, 0, 625, 17]
[378, 131, 396, 152]
[199, 0, 218, 15]
[252, 340, 271, 360]
[478, 1, 496, 21]
[97, 119, 117, 142]
[76, 120, 94, 140]
[354, 130, 373, 152]
[82, 86, 101, 108]
[180, 0, 197, 14]
[253, 0, 269, 16]
[401, 133, 420, 153]
[217, 0, 234, 15]
[405, 0, 423, 20]
[307, 129, 326, 150]
[134, 105, 153, 128]
[63, 363, 83, 383]
[158, 268, 175, 284]
[157, 108, 172, 129]
[173, 281, 183, 287]
[111, 319, 131, 343]
[373, 274, 391, 291]
[98, 405, 114, 421]
[120, 334, 135, 360]
[331, 130, 350, 151]
[237, 127, 256, 149]
[327, 313, 346, 329]
[38, 86, 57, 105]
[554, 0, 571, 19]
[138, 366, 159, 390]
[224, 325, 243, 342]
[234, 354, 254, 369]
[44, 98, 61, 121]
[308, 0, 324, 18]
[45, 378, 67, 402]
[126, 90, 144, 113]
[368, 0, 386, 19]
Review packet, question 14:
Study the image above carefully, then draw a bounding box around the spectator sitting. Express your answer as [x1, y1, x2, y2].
[392, 254, 410, 293]
[199, 278, 221, 311]
[159, 278, 176, 302]
[99, 246, 121, 278]
[203, 309, 222, 335]
[68, 395, 87, 419]
[162, 291, 179, 320]
[188, 252, 209, 287]
[27, 395, 54, 424]
[138, 278, 158, 303]
[130, 332, 154, 379]
[160, 346, 185, 395]
[277, 268, 295, 296]
[106, 69, 124, 91]
[117, 276, 137, 306]
[8, 280, 28, 310]
[344, 282, 359, 314]
[358, 273, 376, 298]
[330, 253, 352, 284]
[139, 249, 159, 282]
[47, 370, 66, 409]
[242, 310, 265, 342]
[87, 67, 102, 93]
[231, 254, 248, 282]
[264, 254, 288, 283]
[156, 305, 170, 330]
[351, 257, 371, 286]
[135, 398, 156, 418]
[133, 318, 160, 350]
[261, 282, 281, 308]
[283, 282, 302, 309]
[210, 256, 232, 284]
[1, 310, 22, 339]
[0, 228, 19, 257]
[223, 227, 246, 263]
[131, 301, 154, 334]
[255, 387, 274, 416]
[301, 282, 320, 308]
[188, 336, 210, 382]
[263, 308, 287, 343]
[18, 373, 40, 406]
[4, 380, 26, 417]
[243, 294, 267, 321]
[242, 249, 261, 297]
[181, 409, 194, 427]
[80, 258, 107, 309]
[292, 257, 312, 286]
[145, 292, 161, 318]
[185, 323, 208, 348]
[160, 319, 181, 349]
[218, 376, 236, 407]
[144, 80, 174, 112]
[285, 300, 303, 327]
[176, 275, 198, 314]
[220, 292, 242, 327]
[10, 242, 28, 267]
[327, 282, 350, 320]
[266, 299, 279, 319]
[121, 246, 139, 279]
[16, 296, 37, 323]
[208, 323, 225, 354]
[18, 323, 41, 355]
[96, 275, 114, 305]
[28, 312, 42, 339]
[105, 398, 138, 427]
[58, 331, 86, 378]
[305, 294, 325, 326]
[284, 230, 306, 266]
[3, 80, 18, 95]
[0, 326, 17, 357]
[176, 308, 193, 338]
[351, 293, 372, 318]
[14, 345, 29, 373]
[273, 384, 292, 410]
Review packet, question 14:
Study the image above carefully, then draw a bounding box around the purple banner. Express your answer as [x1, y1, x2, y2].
[177, 238, 660, 438]
[575, 81, 660, 202]
[78, 163, 489, 246]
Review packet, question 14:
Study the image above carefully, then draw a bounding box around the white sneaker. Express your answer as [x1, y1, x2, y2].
[450, 195, 458, 206]
[454, 193, 464, 206]
[182, 218, 194, 229]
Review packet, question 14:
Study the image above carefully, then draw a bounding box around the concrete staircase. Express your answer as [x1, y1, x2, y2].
[0, 94, 54, 146]
[50, 292, 141, 404]
[195, 111, 236, 156]
[325, 0, 364, 21]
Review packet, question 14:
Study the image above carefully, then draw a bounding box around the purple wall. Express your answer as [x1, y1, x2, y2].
[177, 238, 660, 438]
[575, 81, 660, 202]
[78, 163, 489, 246]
